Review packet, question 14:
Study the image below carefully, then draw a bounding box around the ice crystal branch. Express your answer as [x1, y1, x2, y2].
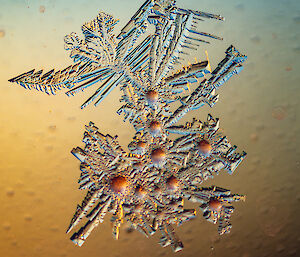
[9, 0, 247, 252]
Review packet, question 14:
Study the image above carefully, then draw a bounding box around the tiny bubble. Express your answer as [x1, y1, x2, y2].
[24, 214, 33, 222]
[6, 188, 15, 197]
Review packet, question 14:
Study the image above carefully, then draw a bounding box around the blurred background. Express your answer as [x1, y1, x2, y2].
[0, 0, 299, 256]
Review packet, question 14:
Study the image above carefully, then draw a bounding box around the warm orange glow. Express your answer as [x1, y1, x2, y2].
[149, 121, 162, 134]
[135, 186, 147, 199]
[208, 199, 222, 211]
[137, 141, 147, 148]
[166, 176, 179, 191]
[151, 148, 166, 163]
[197, 139, 212, 154]
[145, 90, 159, 103]
[110, 176, 128, 194]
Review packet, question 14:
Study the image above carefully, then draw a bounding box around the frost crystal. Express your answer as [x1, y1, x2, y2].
[9, 0, 247, 252]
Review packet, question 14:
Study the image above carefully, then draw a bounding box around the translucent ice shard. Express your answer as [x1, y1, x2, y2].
[9, 0, 225, 109]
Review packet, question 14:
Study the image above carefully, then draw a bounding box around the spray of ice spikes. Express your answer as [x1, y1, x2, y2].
[9, 0, 247, 252]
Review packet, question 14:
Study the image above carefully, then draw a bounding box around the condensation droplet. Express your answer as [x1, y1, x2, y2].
[272, 106, 287, 120]
[48, 125, 56, 132]
[285, 66, 293, 72]
[250, 35, 261, 44]
[3, 222, 11, 231]
[250, 133, 258, 142]
[11, 240, 18, 246]
[24, 214, 33, 222]
[39, 5, 46, 13]
[45, 145, 53, 152]
[235, 4, 244, 11]
[6, 188, 15, 197]
[26, 190, 35, 196]
[49, 226, 59, 232]
[67, 116, 76, 122]
[0, 30, 5, 38]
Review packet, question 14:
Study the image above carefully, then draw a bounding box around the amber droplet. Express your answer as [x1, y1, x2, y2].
[135, 186, 147, 199]
[272, 106, 287, 120]
[208, 199, 222, 211]
[137, 141, 147, 148]
[39, 5, 46, 13]
[146, 90, 159, 104]
[166, 176, 179, 191]
[151, 148, 166, 163]
[197, 139, 212, 154]
[0, 30, 5, 38]
[110, 176, 128, 194]
[149, 121, 162, 135]
[149, 121, 161, 129]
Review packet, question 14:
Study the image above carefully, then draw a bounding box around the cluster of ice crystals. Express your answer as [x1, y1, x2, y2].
[9, 0, 247, 252]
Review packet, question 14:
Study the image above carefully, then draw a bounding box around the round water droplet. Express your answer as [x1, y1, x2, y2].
[151, 148, 166, 164]
[272, 106, 287, 120]
[110, 176, 128, 194]
[39, 5, 46, 13]
[3, 222, 11, 231]
[166, 176, 179, 192]
[24, 214, 33, 222]
[6, 188, 15, 197]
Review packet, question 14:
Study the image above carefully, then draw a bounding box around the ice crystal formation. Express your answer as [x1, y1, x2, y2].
[9, 0, 248, 252]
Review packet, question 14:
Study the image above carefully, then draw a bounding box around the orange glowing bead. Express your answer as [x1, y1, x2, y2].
[149, 121, 162, 136]
[135, 186, 147, 199]
[208, 199, 222, 211]
[149, 120, 161, 129]
[109, 176, 128, 194]
[151, 148, 166, 163]
[166, 176, 179, 191]
[197, 139, 212, 154]
[145, 90, 159, 104]
[137, 141, 147, 149]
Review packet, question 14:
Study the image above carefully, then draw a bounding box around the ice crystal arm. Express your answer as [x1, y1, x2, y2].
[164, 46, 247, 127]
[65, 12, 118, 65]
[160, 224, 184, 252]
[166, 114, 219, 135]
[66, 190, 103, 234]
[8, 0, 248, 252]
[9, 12, 119, 95]
[206, 45, 247, 89]
[9, 2, 225, 109]
[116, 0, 154, 60]
[70, 197, 112, 246]
[8, 62, 93, 95]
[164, 60, 210, 87]
[197, 186, 245, 235]
[152, 12, 222, 85]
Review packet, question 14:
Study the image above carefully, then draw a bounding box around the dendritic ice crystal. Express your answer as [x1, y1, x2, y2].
[9, 0, 248, 252]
